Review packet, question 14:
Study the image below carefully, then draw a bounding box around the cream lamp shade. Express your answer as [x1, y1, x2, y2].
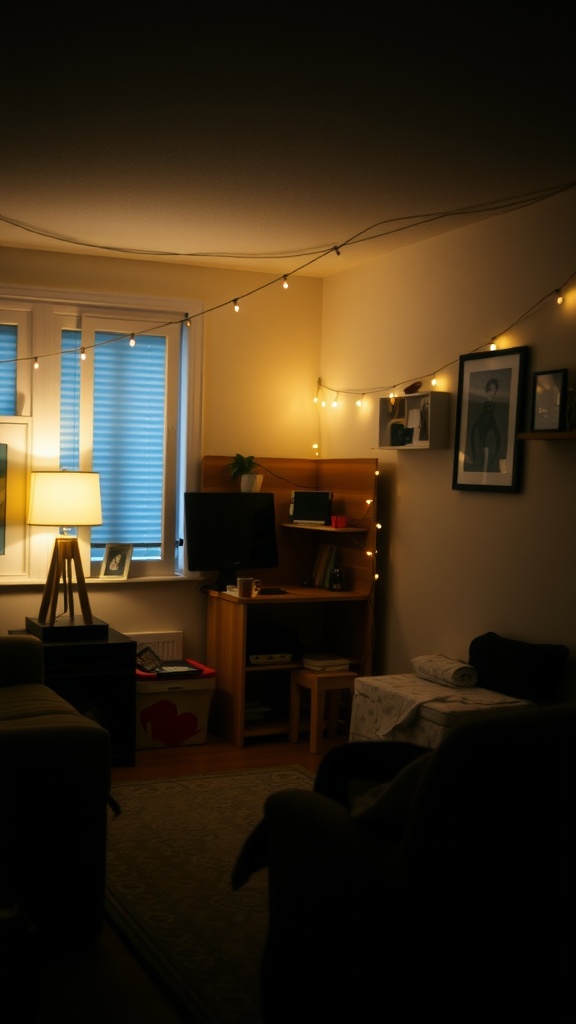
[27, 471, 102, 527]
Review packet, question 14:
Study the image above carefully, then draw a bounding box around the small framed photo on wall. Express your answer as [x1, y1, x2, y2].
[531, 369, 568, 432]
[100, 543, 133, 580]
[452, 346, 528, 493]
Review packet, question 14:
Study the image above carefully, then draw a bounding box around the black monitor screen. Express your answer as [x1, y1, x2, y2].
[184, 491, 279, 589]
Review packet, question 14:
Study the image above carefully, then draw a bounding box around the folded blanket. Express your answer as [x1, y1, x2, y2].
[411, 653, 477, 688]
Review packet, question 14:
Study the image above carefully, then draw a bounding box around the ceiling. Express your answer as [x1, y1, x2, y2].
[2, 4, 575, 279]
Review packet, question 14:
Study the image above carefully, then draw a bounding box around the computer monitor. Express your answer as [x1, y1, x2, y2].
[184, 491, 279, 591]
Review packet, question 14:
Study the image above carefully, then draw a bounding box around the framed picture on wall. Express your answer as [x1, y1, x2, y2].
[0, 418, 31, 577]
[100, 543, 133, 580]
[531, 369, 567, 432]
[452, 346, 528, 493]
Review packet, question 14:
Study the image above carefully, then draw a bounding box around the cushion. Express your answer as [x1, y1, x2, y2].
[350, 749, 432, 830]
[468, 632, 569, 704]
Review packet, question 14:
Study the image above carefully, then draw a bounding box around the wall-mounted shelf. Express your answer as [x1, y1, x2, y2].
[281, 523, 367, 533]
[517, 432, 576, 441]
[378, 391, 451, 449]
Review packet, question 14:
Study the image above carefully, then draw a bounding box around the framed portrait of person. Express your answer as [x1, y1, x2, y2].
[100, 543, 133, 580]
[452, 347, 528, 493]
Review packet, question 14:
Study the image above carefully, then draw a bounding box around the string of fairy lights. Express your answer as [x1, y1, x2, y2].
[1, 180, 575, 406]
[314, 269, 576, 409]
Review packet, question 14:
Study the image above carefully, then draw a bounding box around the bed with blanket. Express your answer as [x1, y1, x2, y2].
[349, 632, 570, 748]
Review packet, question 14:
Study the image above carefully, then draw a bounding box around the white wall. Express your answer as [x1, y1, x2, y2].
[1, 189, 575, 691]
[320, 189, 576, 687]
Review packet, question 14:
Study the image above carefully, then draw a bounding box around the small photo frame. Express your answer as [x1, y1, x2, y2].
[531, 369, 568, 432]
[100, 543, 133, 580]
[452, 346, 528, 493]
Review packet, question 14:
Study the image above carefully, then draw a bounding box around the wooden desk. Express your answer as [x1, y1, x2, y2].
[201, 455, 379, 747]
[206, 586, 372, 747]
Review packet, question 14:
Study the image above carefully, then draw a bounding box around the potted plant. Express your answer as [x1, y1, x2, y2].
[227, 454, 264, 492]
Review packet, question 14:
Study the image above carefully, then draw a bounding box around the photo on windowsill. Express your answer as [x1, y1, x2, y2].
[100, 543, 133, 580]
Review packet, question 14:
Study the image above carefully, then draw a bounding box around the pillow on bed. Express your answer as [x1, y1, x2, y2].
[468, 631, 569, 704]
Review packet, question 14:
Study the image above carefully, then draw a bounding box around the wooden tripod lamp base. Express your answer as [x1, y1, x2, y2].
[38, 536, 94, 627]
[26, 537, 109, 642]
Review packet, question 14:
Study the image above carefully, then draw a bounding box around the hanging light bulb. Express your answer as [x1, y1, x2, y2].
[185, 312, 191, 326]
[356, 394, 365, 407]
[80, 347, 87, 361]
[490, 341, 497, 351]
[282, 276, 289, 290]
[33, 355, 39, 370]
[129, 333, 136, 347]
[332, 393, 339, 408]
[556, 290, 564, 305]
[233, 299, 240, 312]
[431, 373, 438, 387]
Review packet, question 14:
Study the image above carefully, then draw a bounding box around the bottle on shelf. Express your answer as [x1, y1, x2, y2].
[329, 561, 344, 591]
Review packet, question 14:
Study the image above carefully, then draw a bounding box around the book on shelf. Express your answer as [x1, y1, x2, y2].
[244, 701, 273, 721]
[312, 543, 338, 589]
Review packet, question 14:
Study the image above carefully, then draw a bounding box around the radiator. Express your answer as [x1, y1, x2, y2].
[126, 631, 184, 660]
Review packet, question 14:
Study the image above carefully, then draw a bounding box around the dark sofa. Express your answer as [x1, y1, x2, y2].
[233, 702, 576, 1024]
[0, 634, 112, 948]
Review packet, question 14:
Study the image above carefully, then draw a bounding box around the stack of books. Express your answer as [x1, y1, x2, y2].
[302, 654, 351, 671]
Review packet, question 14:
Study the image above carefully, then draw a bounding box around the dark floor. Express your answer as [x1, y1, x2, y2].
[35, 731, 345, 1023]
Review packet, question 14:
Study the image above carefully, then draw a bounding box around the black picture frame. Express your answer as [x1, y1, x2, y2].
[100, 543, 133, 580]
[531, 369, 568, 432]
[452, 346, 528, 493]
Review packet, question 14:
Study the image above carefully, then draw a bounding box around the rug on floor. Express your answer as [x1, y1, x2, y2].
[105, 765, 315, 1024]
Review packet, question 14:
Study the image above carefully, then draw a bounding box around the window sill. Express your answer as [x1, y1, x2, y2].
[1, 574, 201, 587]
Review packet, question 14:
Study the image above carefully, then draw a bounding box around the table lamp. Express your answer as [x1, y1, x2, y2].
[27, 471, 105, 638]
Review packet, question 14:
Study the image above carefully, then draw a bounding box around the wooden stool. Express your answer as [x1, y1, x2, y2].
[289, 668, 357, 754]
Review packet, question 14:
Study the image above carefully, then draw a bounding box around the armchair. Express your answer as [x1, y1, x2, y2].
[233, 703, 576, 1024]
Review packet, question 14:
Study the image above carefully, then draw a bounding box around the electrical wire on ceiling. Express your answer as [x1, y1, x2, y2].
[0, 185, 575, 406]
[0, 181, 574, 263]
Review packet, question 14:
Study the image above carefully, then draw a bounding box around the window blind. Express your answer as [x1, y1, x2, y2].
[60, 329, 166, 560]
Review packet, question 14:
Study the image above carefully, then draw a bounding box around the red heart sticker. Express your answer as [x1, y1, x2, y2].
[140, 699, 200, 746]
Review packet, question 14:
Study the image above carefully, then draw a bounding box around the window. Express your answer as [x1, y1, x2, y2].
[0, 324, 17, 415]
[0, 292, 203, 581]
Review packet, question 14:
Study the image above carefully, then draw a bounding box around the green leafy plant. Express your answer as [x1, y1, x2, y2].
[227, 453, 259, 479]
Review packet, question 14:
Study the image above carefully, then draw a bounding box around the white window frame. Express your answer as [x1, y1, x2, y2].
[0, 286, 203, 583]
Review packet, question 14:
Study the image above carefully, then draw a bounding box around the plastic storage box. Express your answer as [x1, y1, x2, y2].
[136, 660, 216, 749]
